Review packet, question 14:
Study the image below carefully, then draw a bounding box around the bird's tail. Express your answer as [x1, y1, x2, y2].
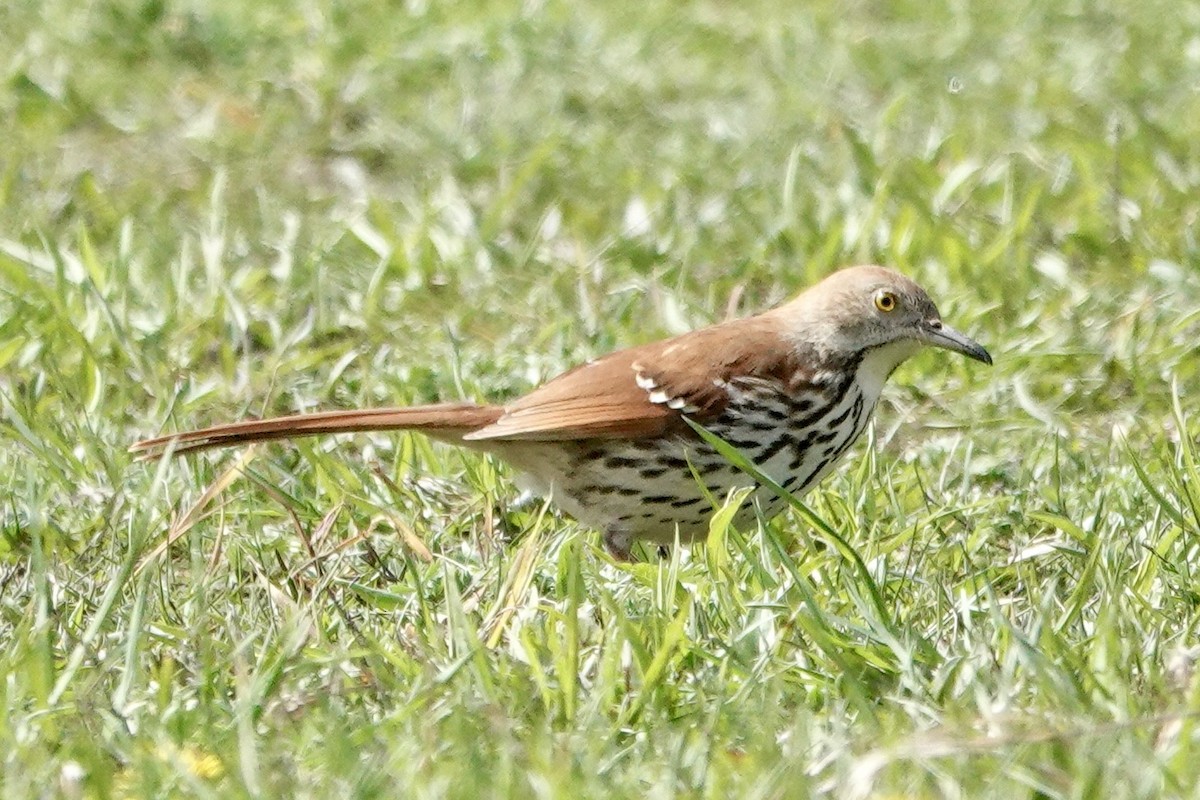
[130, 403, 505, 459]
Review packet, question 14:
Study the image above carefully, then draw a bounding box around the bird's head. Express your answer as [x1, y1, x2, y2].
[776, 265, 992, 371]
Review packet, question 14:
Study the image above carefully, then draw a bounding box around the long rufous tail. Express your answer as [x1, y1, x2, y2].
[130, 403, 504, 459]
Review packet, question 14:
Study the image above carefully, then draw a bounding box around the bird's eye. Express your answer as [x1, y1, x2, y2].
[874, 291, 898, 312]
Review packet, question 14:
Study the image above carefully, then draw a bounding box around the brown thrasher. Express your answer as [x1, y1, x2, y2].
[132, 265, 991, 558]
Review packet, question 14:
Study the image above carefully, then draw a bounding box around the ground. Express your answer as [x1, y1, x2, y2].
[2, 0, 1200, 797]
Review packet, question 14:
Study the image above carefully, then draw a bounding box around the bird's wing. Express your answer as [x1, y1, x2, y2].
[465, 315, 797, 441]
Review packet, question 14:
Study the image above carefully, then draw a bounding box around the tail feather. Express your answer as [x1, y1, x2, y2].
[131, 403, 504, 459]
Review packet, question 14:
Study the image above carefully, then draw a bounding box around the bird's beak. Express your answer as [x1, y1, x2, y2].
[922, 320, 992, 365]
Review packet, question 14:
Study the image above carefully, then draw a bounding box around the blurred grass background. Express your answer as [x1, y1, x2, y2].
[3, 0, 1200, 797]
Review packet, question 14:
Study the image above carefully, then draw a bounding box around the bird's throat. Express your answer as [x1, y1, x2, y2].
[855, 340, 922, 403]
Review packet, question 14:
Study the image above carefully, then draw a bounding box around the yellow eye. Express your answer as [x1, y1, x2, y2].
[874, 291, 898, 312]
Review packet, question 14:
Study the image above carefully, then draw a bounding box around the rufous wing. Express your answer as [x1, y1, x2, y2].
[465, 315, 796, 442]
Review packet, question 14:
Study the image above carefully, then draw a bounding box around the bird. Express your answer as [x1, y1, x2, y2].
[132, 265, 992, 559]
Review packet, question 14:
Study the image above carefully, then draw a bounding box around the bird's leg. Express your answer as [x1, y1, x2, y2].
[602, 526, 635, 561]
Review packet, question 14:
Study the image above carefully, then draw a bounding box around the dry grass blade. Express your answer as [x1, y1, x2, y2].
[482, 501, 552, 648]
[134, 446, 259, 577]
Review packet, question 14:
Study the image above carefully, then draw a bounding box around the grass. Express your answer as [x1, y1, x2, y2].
[3, 0, 1200, 796]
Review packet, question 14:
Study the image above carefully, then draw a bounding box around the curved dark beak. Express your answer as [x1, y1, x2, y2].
[923, 320, 992, 365]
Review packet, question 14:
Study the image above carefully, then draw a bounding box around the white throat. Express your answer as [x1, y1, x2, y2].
[855, 340, 922, 403]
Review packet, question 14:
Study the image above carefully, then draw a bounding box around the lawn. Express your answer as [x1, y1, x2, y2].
[3, 0, 1200, 797]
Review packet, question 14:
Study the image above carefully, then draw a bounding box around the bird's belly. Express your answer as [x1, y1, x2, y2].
[557, 450, 761, 545]
[499, 386, 875, 547]
[562, 429, 868, 544]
